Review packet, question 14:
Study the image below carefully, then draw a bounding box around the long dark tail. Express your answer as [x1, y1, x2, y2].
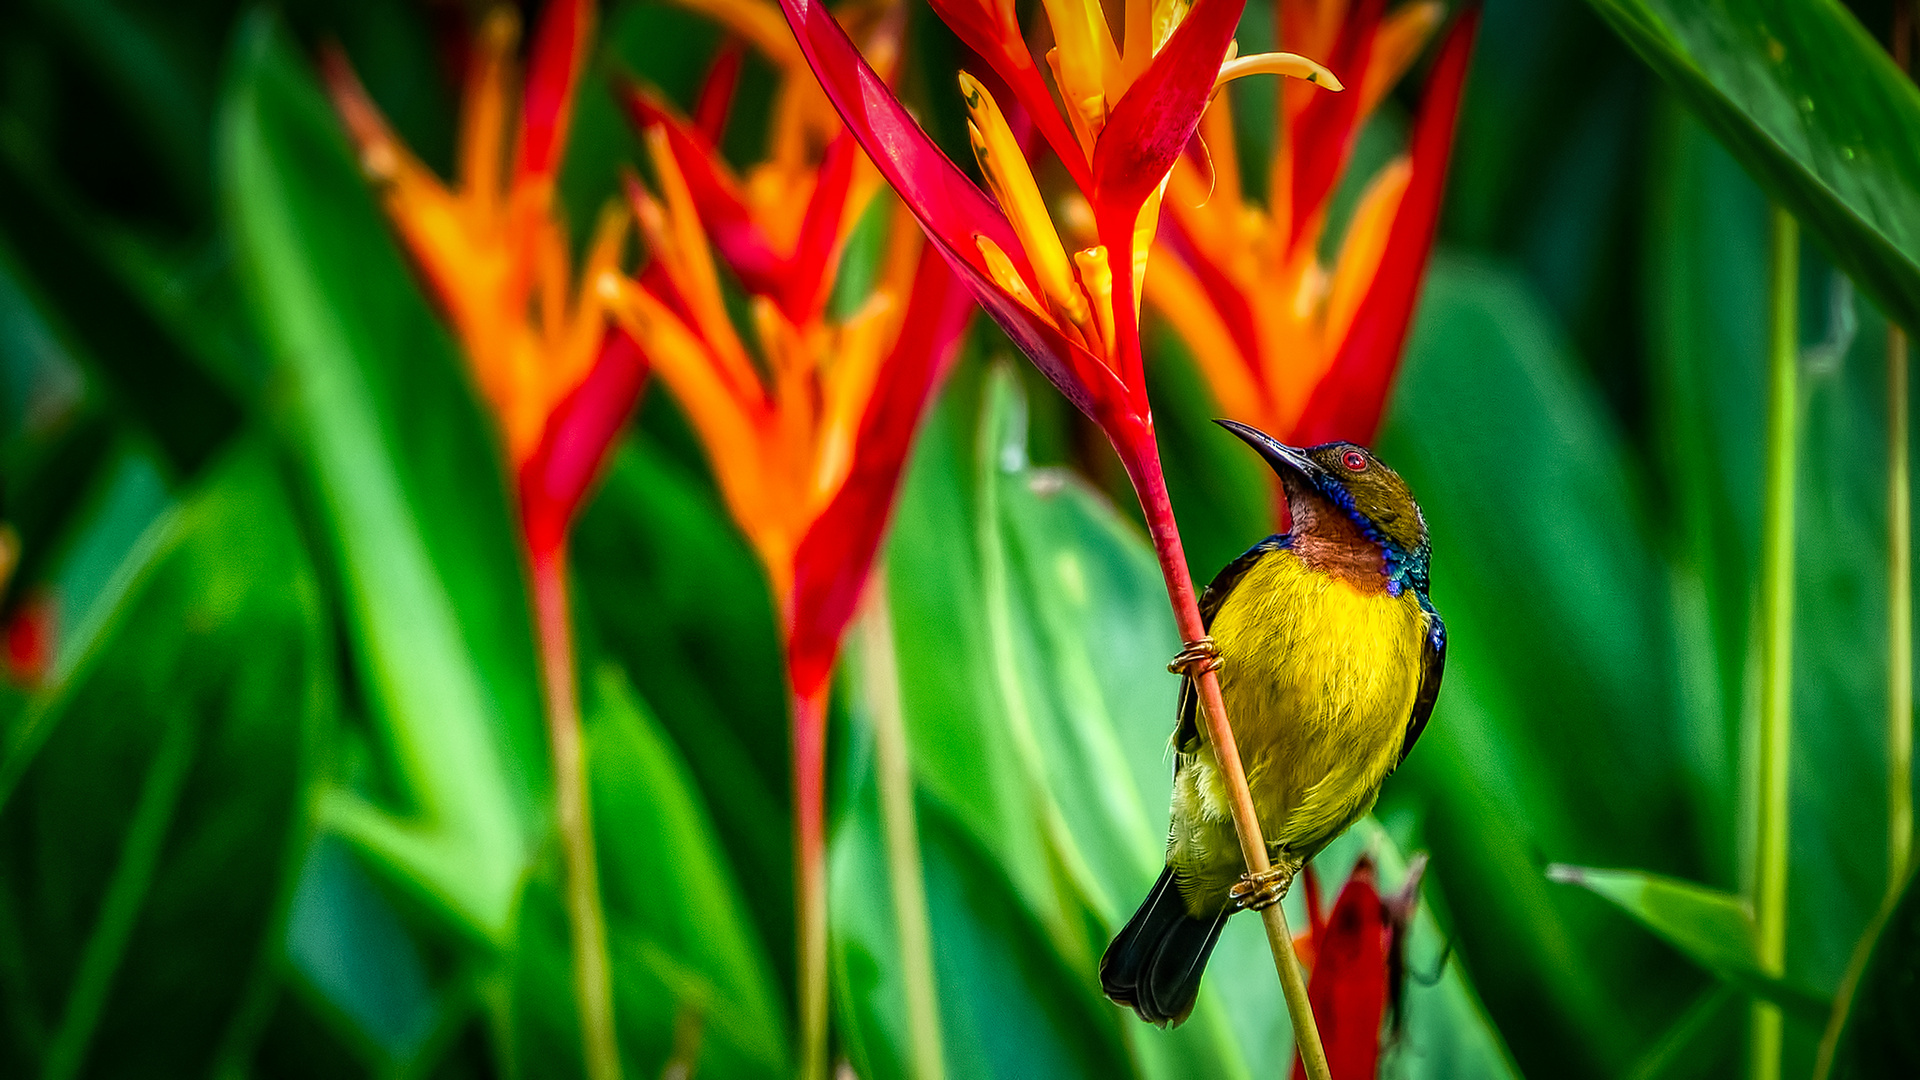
[1099, 866, 1228, 1027]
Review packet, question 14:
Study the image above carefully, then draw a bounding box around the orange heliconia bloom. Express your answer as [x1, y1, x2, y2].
[322, 0, 625, 466]
[598, 16, 919, 603]
[1148, 0, 1476, 450]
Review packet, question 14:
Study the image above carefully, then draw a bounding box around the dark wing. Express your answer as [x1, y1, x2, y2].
[1398, 608, 1446, 764]
[1174, 535, 1288, 755]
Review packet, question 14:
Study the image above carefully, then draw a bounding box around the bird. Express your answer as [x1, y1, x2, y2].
[1099, 419, 1446, 1027]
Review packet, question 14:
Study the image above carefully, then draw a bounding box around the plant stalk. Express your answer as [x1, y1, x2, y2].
[1122, 439, 1331, 1080]
[859, 578, 947, 1080]
[1750, 206, 1798, 1080]
[791, 681, 831, 1080]
[1890, 0, 1916, 906]
[1891, 323, 1912, 893]
[530, 545, 623, 1080]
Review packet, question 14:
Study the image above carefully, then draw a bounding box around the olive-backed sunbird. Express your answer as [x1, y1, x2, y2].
[1100, 420, 1446, 1027]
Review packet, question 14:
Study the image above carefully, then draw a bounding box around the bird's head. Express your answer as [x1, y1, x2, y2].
[1217, 419, 1429, 589]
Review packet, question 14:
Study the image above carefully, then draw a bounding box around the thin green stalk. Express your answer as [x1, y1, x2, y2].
[1889, 0, 1916, 902]
[1890, 323, 1912, 893]
[859, 579, 946, 1080]
[1750, 206, 1798, 1080]
[531, 548, 622, 1080]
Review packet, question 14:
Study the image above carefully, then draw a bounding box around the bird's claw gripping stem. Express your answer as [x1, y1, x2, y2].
[1231, 856, 1298, 912]
[1168, 636, 1224, 677]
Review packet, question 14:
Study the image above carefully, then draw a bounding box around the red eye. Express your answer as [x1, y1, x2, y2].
[1341, 450, 1367, 471]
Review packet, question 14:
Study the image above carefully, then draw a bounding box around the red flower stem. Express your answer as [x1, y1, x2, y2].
[530, 541, 623, 1080]
[1121, 435, 1331, 1080]
[791, 678, 831, 1080]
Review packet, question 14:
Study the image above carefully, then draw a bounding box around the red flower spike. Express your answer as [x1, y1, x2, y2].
[1286, 0, 1385, 257]
[693, 38, 747, 144]
[516, 0, 592, 184]
[786, 246, 974, 697]
[519, 329, 651, 558]
[1291, 858, 1390, 1080]
[783, 132, 861, 321]
[1292, 5, 1477, 446]
[775, 0, 1133, 425]
[620, 85, 788, 295]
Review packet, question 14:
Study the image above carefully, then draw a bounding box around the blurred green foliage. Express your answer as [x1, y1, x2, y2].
[0, 0, 1917, 1076]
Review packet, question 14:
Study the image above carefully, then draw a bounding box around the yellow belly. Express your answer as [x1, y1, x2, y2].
[1168, 548, 1426, 908]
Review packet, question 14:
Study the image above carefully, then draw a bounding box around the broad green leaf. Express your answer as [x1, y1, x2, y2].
[571, 438, 794, 982]
[283, 836, 443, 1069]
[1646, 97, 1898, 1065]
[584, 665, 789, 1078]
[1377, 255, 1696, 1077]
[0, 445, 326, 1078]
[1583, 0, 1920, 333]
[507, 666, 789, 1078]
[219, 14, 544, 944]
[829, 746, 1136, 1080]
[1820, 866, 1920, 1079]
[1546, 864, 1830, 1020]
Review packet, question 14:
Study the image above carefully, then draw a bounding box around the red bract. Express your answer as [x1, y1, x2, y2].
[1290, 855, 1427, 1080]
[774, 0, 1340, 476]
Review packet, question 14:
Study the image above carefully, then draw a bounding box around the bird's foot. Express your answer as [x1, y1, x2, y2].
[1230, 852, 1301, 912]
[1168, 636, 1224, 677]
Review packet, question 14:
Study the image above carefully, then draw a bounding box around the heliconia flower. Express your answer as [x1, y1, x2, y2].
[322, 0, 647, 553]
[1289, 855, 1426, 1080]
[779, 0, 1341, 467]
[601, 42, 969, 699]
[601, 30, 973, 1075]
[1151, 0, 1478, 467]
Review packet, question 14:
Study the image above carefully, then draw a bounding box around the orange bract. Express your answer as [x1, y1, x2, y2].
[323, 1, 623, 466]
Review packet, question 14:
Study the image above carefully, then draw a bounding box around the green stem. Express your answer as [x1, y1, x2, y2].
[1750, 206, 1798, 1080]
[859, 578, 947, 1080]
[1890, 0, 1916, 901]
[530, 547, 622, 1080]
[1891, 322, 1913, 895]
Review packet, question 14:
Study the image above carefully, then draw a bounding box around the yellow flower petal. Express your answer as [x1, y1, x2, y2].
[960, 74, 1087, 329]
[1213, 50, 1345, 93]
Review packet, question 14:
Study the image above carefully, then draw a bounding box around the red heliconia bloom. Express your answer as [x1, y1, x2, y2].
[323, 0, 646, 555]
[1290, 855, 1426, 1080]
[774, 0, 1338, 483]
[1152, 0, 1477, 471]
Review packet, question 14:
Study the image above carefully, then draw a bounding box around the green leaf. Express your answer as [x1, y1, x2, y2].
[1582, 0, 1920, 333]
[218, 13, 545, 944]
[829, 750, 1136, 1080]
[571, 438, 794, 982]
[1820, 866, 1920, 1079]
[1377, 255, 1698, 1076]
[282, 836, 444, 1069]
[1646, 95, 1897, 1034]
[1546, 865, 1831, 1020]
[584, 665, 789, 1078]
[0, 445, 327, 1078]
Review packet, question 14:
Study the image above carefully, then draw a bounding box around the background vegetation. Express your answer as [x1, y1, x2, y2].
[0, 0, 1916, 1076]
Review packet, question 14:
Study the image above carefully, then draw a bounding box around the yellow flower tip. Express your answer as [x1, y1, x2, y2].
[479, 5, 522, 52]
[975, 233, 1046, 317]
[1213, 51, 1344, 94]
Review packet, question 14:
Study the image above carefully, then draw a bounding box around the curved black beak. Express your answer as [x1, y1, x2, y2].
[1214, 419, 1324, 482]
